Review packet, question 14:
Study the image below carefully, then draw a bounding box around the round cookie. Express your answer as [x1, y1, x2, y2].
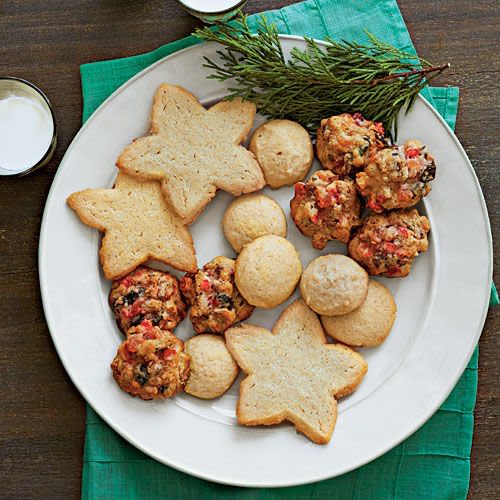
[356, 140, 436, 213]
[109, 266, 186, 334]
[180, 256, 254, 334]
[321, 280, 396, 347]
[235, 234, 302, 309]
[290, 169, 362, 249]
[348, 209, 430, 278]
[315, 113, 387, 176]
[249, 119, 313, 188]
[110, 325, 190, 400]
[184, 334, 238, 399]
[223, 194, 287, 253]
[300, 254, 368, 316]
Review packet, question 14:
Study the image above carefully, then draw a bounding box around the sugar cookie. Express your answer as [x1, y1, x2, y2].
[223, 194, 287, 253]
[322, 280, 396, 347]
[225, 300, 367, 444]
[300, 254, 368, 316]
[117, 84, 264, 223]
[235, 235, 302, 309]
[249, 119, 313, 188]
[67, 172, 197, 280]
[184, 334, 239, 399]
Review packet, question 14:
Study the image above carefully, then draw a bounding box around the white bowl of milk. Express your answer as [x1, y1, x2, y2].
[0, 77, 57, 176]
[175, 0, 247, 22]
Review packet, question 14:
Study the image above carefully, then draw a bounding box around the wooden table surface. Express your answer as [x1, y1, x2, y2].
[0, 0, 498, 498]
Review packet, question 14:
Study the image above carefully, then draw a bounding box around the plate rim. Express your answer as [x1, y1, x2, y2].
[38, 35, 493, 487]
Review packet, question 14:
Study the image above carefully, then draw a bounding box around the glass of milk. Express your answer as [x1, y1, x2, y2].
[0, 77, 57, 176]
[175, 0, 247, 23]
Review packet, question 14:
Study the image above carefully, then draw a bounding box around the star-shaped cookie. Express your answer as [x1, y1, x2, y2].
[116, 84, 265, 224]
[67, 172, 197, 280]
[225, 300, 367, 444]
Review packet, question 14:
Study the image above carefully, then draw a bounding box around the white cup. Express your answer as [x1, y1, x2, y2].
[175, 0, 247, 23]
[0, 77, 57, 176]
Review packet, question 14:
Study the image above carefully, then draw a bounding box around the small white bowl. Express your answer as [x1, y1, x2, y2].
[0, 77, 57, 176]
[175, 0, 247, 23]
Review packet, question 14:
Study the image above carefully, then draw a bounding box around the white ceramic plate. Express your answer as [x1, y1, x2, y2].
[39, 37, 492, 487]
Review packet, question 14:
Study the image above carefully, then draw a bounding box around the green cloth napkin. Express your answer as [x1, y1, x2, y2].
[80, 1, 496, 498]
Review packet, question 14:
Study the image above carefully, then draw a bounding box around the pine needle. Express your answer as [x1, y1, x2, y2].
[194, 14, 449, 139]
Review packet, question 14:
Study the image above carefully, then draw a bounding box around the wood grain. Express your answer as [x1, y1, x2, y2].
[0, 1, 497, 498]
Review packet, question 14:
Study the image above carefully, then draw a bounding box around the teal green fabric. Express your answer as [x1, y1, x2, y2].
[80, 1, 494, 498]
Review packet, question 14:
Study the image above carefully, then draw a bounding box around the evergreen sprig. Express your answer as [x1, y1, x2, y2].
[194, 14, 449, 138]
